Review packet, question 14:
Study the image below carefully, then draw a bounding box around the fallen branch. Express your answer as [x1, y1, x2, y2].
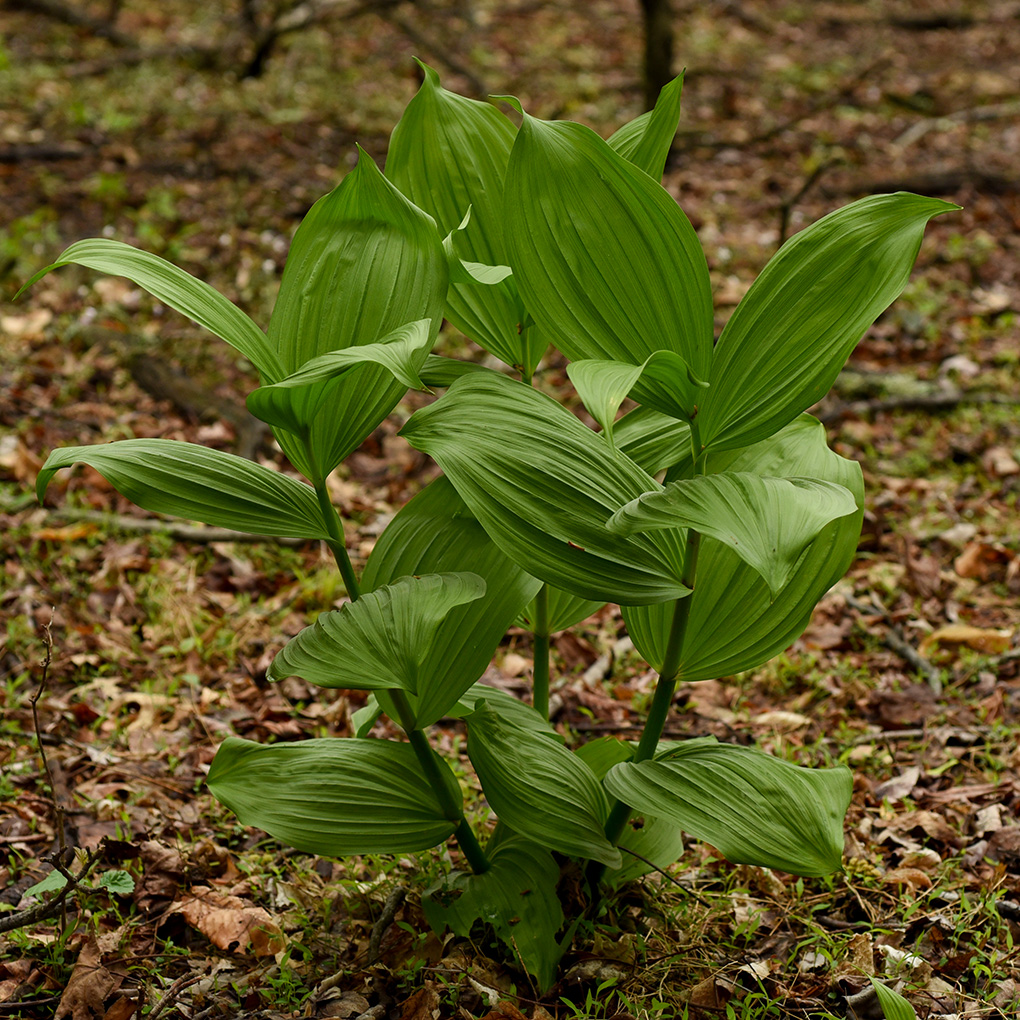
[844, 593, 942, 694]
[5, 0, 135, 45]
[818, 389, 1017, 425]
[0, 847, 101, 935]
[894, 99, 1020, 148]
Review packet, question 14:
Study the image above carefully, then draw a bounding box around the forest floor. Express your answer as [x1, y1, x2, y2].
[1, 1, 1019, 1018]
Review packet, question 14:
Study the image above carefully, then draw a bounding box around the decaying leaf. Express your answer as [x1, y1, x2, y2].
[172, 886, 285, 956]
[55, 933, 123, 1020]
[920, 624, 1013, 656]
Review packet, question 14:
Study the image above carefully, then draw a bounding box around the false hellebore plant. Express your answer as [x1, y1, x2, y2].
[28, 66, 955, 991]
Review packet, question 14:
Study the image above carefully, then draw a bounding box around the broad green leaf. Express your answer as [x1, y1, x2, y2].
[363, 475, 542, 727]
[17, 238, 282, 381]
[351, 696, 383, 738]
[566, 351, 706, 448]
[467, 704, 621, 867]
[610, 472, 857, 597]
[386, 64, 545, 376]
[423, 836, 565, 992]
[98, 870, 135, 895]
[503, 104, 712, 374]
[268, 148, 447, 478]
[268, 573, 485, 693]
[623, 415, 864, 679]
[207, 736, 460, 855]
[450, 682, 561, 740]
[517, 586, 604, 636]
[871, 979, 918, 1020]
[419, 353, 494, 388]
[698, 193, 959, 451]
[442, 211, 514, 286]
[401, 372, 691, 606]
[615, 406, 692, 476]
[37, 440, 330, 539]
[24, 869, 69, 899]
[604, 740, 852, 876]
[573, 738, 686, 885]
[607, 72, 685, 181]
[247, 319, 432, 436]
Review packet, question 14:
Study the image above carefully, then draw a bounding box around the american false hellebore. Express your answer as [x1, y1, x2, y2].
[28, 66, 955, 990]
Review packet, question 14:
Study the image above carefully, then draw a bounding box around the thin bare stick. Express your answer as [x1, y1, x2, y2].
[148, 974, 205, 1020]
[30, 617, 63, 851]
[0, 848, 100, 935]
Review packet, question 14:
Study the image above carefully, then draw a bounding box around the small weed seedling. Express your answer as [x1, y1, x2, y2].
[24, 65, 954, 1000]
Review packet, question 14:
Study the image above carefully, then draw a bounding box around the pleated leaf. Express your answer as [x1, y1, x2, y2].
[567, 351, 706, 449]
[423, 837, 565, 992]
[871, 979, 918, 1020]
[467, 703, 621, 867]
[615, 406, 692, 476]
[698, 193, 958, 451]
[610, 472, 857, 597]
[449, 682, 561, 741]
[207, 736, 460, 855]
[517, 586, 604, 636]
[400, 372, 691, 606]
[607, 72, 685, 181]
[268, 573, 486, 694]
[604, 740, 852, 876]
[503, 104, 713, 374]
[623, 415, 863, 678]
[268, 148, 447, 478]
[386, 63, 547, 375]
[573, 738, 686, 886]
[362, 474, 542, 727]
[37, 440, 329, 539]
[247, 319, 431, 436]
[17, 238, 282, 381]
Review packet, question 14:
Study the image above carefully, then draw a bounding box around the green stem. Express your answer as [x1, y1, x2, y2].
[313, 476, 361, 601]
[589, 531, 702, 888]
[532, 585, 551, 719]
[389, 689, 491, 875]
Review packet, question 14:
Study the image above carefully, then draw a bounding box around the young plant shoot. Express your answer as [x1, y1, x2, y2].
[27, 64, 955, 993]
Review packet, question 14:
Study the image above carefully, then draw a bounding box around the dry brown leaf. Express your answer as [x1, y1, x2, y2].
[55, 934, 123, 1020]
[955, 541, 1014, 581]
[982, 445, 1020, 478]
[874, 765, 921, 803]
[835, 931, 874, 979]
[752, 710, 811, 732]
[398, 986, 440, 1020]
[102, 996, 138, 1020]
[173, 886, 285, 956]
[920, 624, 1013, 655]
[479, 1002, 529, 1020]
[883, 867, 932, 892]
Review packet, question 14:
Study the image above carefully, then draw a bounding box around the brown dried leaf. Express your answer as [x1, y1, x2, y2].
[883, 866, 932, 892]
[955, 541, 1014, 581]
[920, 624, 1012, 656]
[173, 886, 285, 956]
[55, 934, 122, 1020]
[398, 986, 440, 1020]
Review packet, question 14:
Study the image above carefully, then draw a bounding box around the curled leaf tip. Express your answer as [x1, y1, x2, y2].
[490, 94, 523, 116]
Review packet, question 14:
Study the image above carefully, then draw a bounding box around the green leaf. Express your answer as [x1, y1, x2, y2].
[604, 739, 851, 876]
[401, 372, 690, 606]
[362, 474, 542, 727]
[614, 406, 692, 476]
[466, 703, 621, 867]
[269, 573, 486, 693]
[268, 147, 447, 478]
[870, 979, 918, 1020]
[207, 736, 460, 855]
[17, 238, 283, 381]
[698, 193, 959, 451]
[566, 351, 706, 448]
[37, 440, 331, 539]
[449, 682, 561, 741]
[573, 738, 686, 885]
[503, 104, 712, 374]
[610, 472, 857, 597]
[517, 586, 604, 636]
[419, 353, 494, 388]
[387, 63, 544, 376]
[607, 72, 685, 181]
[98, 870, 135, 895]
[24, 869, 69, 899]
[247, 319, 432, 436]
[423, 836, 565, 992]
[623, 415, 864, 679]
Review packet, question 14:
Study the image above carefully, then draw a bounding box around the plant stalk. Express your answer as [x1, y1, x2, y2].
[589, 530, 701, 887]
[532, 585, 551, 719]
[313, 476, 361, 601]
[389, 689, 491, 875]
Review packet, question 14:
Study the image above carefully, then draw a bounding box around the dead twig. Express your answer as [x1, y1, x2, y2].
[366, 885, 407, 964]
[844, 593, 942, 694]
[0, 847, 101, 935]
[148, 974, 205, 1020]
[818, 389, 1018, 425]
